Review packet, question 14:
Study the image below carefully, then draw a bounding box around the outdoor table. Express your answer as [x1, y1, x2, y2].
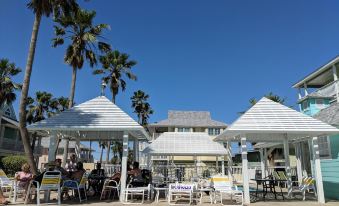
[153, 186, 168, 202]
[251, 178, 285, 201]
[197, 187, 214, 204]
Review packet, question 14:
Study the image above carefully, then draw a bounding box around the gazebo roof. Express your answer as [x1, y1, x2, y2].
[27, 96, 149, 140]
[142, 132, 227, 156]
[215, 97, 339, 142]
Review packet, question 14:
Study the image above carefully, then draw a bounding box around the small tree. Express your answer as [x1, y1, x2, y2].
[1, 155, 28, 176]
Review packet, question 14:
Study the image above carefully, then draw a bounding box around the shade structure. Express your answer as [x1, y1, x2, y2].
[27, 96, 149, 140]
[215, 97, 339, 205]
[215, 97, 339, 142]
[143, 132, 227, 156]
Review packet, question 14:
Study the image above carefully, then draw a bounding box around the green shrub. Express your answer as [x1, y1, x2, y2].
[1, 155, 28, 176]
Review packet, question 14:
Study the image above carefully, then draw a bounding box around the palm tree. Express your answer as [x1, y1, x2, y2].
[99, 141, 106, 163]
[239, 92, 286, 114]
[0, 58, 21, 142]
[131, 90, 154, 126]
[19, 0, 79, 175]
[93, 50, 137, 103]
[52, 9, 111, 164]
[0, 58, 22, 107]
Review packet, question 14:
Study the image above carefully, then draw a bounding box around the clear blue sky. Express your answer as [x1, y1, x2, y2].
[1, 0, 339, 160]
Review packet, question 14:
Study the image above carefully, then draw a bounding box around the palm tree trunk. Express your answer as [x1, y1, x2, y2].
[112, 93, 116, 104]
[100, 145, 104, 163]
[63, 66, 78, 166]
[30, 132, 37, 153]
[19, 13, 42, 175]
[106, 141, 110, 163]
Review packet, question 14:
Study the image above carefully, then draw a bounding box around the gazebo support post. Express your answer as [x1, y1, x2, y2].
[241, 137, 250, 205]
[133, 139, 139, 162]
[75, 136, 81, 161]
[216, 156, 219, 173]
[48, 131, 58, 162]
[221, 156, 225, 176]
[283, 137, 293, 196]
[295, 142, 303, 184]
[312, 136, 325, 204]
[227, 141, 233, 180]
[120, 131, 129, 202]
[260, 148, 265, 178]
[194, 155, 198, 178]
[263, 148, 268, 177]
[62, 138, 69, 167]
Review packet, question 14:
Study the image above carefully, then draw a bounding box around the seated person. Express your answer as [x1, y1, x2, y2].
[65, 154, 77, 172]
[89, 163, 106, 195]
[63, 162, 86, 199]
[55, 159, 69, 179]
[0, 189, 9, 205]
[128, 162, 144, 187]
[15, 163, 33, 191]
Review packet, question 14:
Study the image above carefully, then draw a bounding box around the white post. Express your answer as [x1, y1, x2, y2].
[134, 139, 139, 162]
[48, 131, 58, 162]
[295, 142, 303, 184]
[227, 141, 233, 181]
[194, 155, 198, 177]
[260, 148, 265, 178]
[304, 82, 309, 96]
[221, 156, 225, 176]
[62, 138, 69, 167]
[332, 65, 339, 102]
[283, 137, 292, 196]
[120, 132, 129, 201]
[263, 148, 268, 177]
[216, 156, 219, 173]
[75, 136, 81, 161]
[312, 136, 325, 204]
[241, 137, 250, 205]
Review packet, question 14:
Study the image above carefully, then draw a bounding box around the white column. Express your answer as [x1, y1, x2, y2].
[263, 148, 268, 177]
[48, 131, 58, 162]
[134, 139, 139, 162]
[295, 142, 303, 184]
[75, 137, 81, 161]
[283, 137, 292, 196]
[62, 138, 69, 167]
[241, 137, 250, 205]
[227, 141, 233, 181]
[332, 65, 339, 102]
[221, 156, 225, 176]
[120, 132, 129, 201]
[312, 136, 325, 204]
[215, 156, 219, 173]
[260, 148, 265, 178]
[304, 82, 308, 96]
[193, 155, 198, 177]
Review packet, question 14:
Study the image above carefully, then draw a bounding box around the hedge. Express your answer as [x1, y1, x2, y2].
[1, 155, 28, 176]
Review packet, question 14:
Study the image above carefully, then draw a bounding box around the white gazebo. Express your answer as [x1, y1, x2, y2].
[143, 132, 228, 177]
[215, 97, 339, 205]
[27, 96, 150, 200]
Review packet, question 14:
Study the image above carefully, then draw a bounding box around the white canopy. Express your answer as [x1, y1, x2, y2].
[143, 132, 227, 156]
[215, 97, 339, 142]
[27, 96, 149, 140]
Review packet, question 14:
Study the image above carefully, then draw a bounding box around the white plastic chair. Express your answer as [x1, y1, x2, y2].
[100, 179, 120, 200]
[26, 171, 62, 206]
[122, 183, 151, 204]
[62, 173, 88, 203]
[211, 175, 243, 206]
[168, 182, 195, 205]
[0, 169, 14, 195]
[12, 172, 29, 203]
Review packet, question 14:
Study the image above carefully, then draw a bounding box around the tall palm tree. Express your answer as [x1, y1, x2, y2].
[99, 141, 106, 163]
[19, 0, 79, 175]
[239, 92, 286, 114]
[52, 9, 111, 164]
[94, 50, 137, 163]
[0, 58, 22, 107]
[131, 90, 154, 126]
[93, 50, 137, 103]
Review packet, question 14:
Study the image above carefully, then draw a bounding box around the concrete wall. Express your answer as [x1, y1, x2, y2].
[321, 159, 339, 200]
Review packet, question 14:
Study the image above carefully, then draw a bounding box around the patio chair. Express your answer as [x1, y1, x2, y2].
[12, 172, 28, 203]
[100, 179, 120, 200]
[0, 169, 14, 195]
[62, 173, 88, 203]
[210, 175, 243, 206]
[197, 178, 214, 204]
[291, 177, 317, 200]
[121, 183, 152, 204]
[168, 182, 195, 205]
[26, 171, 62, 206]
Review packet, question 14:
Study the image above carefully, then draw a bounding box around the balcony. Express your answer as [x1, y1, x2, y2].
[302, 80, 338, 100]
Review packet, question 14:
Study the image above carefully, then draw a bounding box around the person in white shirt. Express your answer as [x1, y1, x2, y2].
[65, 154, 77, 172]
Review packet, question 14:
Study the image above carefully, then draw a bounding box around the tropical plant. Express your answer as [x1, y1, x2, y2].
[0, 58, 22, 107]
[52, 9, 111, 165]
[99, 141, 106, 163]
[111, 140, 123, 163]
[94, 50, 137, 103]
[131, 90, 154, 126]
[1, 155, 27, 177]
[238, 92, 286, 114]
[19, 0, 79, 175]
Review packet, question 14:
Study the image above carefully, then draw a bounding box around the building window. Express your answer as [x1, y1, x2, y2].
[302, 101, 309, 111]
[315, 99, 325, 109]
[178, 127, 190, 132]
[3, 127, 16, 139]
[208, 128, 221, 136]
[318, 136, 331, 159]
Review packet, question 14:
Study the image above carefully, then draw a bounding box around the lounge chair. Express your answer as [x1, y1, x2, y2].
[121, 183, 152, 204]
[0, 169, 14, 195]
[210, 175, 243, 206]
[100, 179, 120, 200]
[26, 171, 62, 206]
[291, 177, 317, 200]
[62, 173, 88, 203]
[168, 182, 195, 205]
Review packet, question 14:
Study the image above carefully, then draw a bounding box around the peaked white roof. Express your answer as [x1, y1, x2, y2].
[28, 96, 149, 140]
[215, 97, 339, 142]
[143, 132, 227, 156]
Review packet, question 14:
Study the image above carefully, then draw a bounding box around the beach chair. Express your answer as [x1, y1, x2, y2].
[26, 171, 62, 206]
[168, 182, 195, 205]
[62, 173, 88, 203]
[291, 177, 317, 200]
[0, 169, 14, 194]
[100, 179, 120, 200]
[121, 183, 152, 204]
[210, 175, 243, 206]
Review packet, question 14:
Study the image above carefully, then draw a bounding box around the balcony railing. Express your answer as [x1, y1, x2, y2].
[307, 80, 338, 99]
